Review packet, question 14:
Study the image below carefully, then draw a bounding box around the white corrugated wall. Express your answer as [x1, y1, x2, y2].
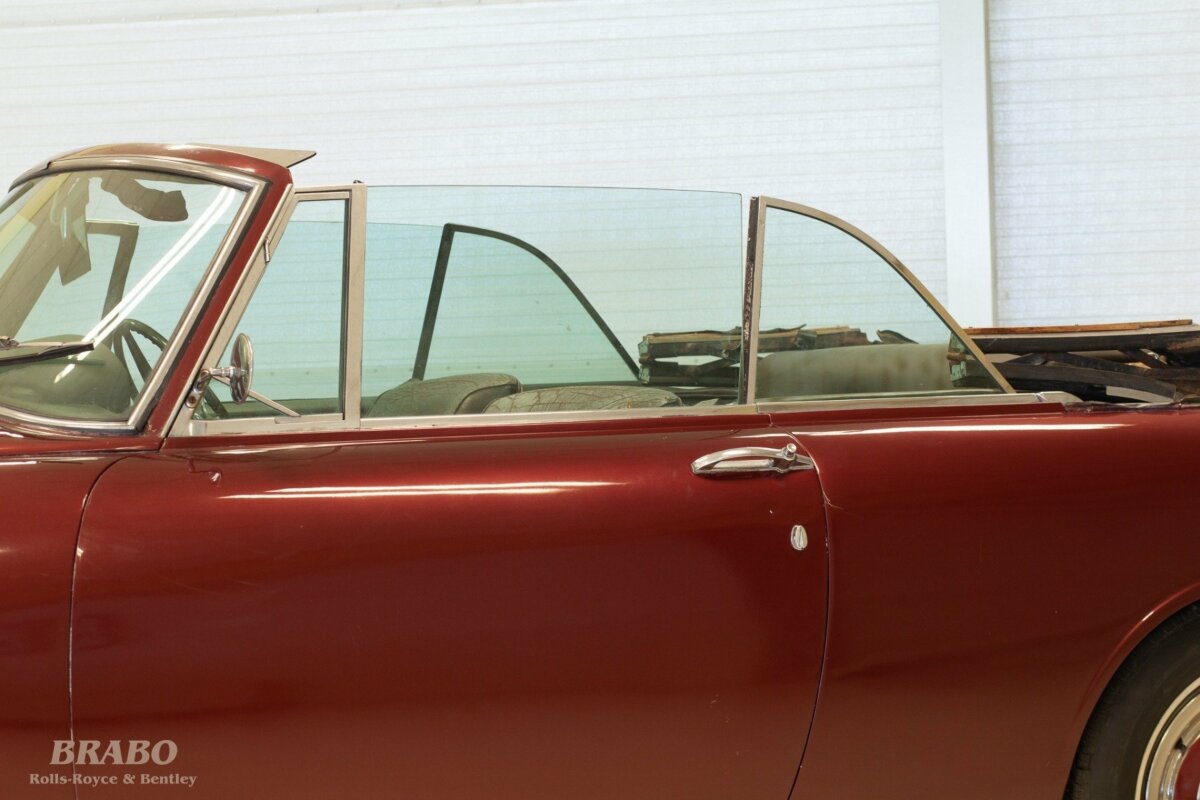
[6, 1, 1196, 327]
[0, 0, 951, 297]
[989, 0, 1200, 325]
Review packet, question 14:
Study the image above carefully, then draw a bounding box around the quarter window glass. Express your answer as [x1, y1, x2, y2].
[363, 187, 743, 417]
[204, 199, 346, 418]
[756, 206, 1004, 400]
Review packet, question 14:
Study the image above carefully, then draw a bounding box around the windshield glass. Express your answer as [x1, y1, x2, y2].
[0, 168, 247, 422]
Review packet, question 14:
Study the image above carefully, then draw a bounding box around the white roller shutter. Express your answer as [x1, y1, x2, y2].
[0, 0, 950, 295]
[989, 0, 1200, 325]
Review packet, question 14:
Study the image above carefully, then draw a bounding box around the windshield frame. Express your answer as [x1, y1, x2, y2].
[0, 155, 266, 435]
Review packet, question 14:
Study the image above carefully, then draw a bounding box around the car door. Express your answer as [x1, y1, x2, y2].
[69, 186, 830, 798]
[739, 198, 1094, 799]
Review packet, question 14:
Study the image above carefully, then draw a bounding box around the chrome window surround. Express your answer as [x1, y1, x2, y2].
[357, 390, 1064, 430]
[172, 186, 366, 438]
[742, 196, 1013, 408]
[172, 187, 1048, 440]
[183, 390, 1069, 437]
[0, 155, 267, 436]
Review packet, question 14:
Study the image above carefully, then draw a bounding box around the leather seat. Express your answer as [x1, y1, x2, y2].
[484, 385, 681, 413]
[757, 343, 955, 399]
[367, 373, 521, 417]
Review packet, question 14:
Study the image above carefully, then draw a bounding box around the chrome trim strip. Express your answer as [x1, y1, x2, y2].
[343, 184, 366, 426]
[208, 375, 299, 418]
[291, 190, 352, 202]
[753, 196, 1014, 394]
[164, 186, 296, 438]
[0, 156, 266, 435]
[741, 197, 766, 405]
[362, 403, 758, 428]
[180, 390, 1059, 438]
[759, 390, 1071, 414]
[188, 413, 351, 436]
[178, 187, 360, 438]
[13, 152, 263, 192]
[273, 412, 340, 425]
[368, 405, 756, 434]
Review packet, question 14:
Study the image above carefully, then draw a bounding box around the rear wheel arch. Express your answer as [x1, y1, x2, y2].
[1068, 600, 1200, 799]
[1079, 585, 1200, 724]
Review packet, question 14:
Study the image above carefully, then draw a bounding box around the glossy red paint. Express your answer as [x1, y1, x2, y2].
[9, 396, 1200, 800]
[0, 143, 289, 799]
[0, 426, 150, 797]
[72, 419, 828, 798]
[772, 402, 1200, 799]
[48, 396, 1200, 800]
[1175, 740, 1200, 799]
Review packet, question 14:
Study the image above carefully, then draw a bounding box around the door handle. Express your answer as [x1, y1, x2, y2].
[691, 443, 815, 476]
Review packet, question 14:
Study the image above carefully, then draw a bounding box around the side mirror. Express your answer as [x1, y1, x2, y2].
[189, 332, 254, 407]
[227, 333, 254, 404]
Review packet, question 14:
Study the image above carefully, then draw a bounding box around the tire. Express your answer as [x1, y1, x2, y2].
[1069, 604, 1200, 800]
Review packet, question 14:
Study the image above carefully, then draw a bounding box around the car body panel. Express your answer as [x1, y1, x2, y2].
[72, 417, 829, 798]
[0, 432, 130, 797]
[773, 402, 1200, 799]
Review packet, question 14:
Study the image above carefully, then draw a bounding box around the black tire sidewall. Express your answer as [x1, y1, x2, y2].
[1072, 609, 1200, 799]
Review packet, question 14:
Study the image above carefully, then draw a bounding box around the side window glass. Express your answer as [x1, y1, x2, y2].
[755, 206, 1003, 401]
[415, 226, 635, 386]
[201, 199, 347, 419]
[362, 187, 743, 418]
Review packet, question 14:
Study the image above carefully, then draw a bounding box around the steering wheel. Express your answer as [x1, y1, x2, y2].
[107, 318, 230, 419]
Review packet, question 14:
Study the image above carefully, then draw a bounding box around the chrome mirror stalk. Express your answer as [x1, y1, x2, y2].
[186, 332, 254, 407]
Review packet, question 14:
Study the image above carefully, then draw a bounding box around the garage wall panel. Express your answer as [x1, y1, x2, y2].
[0, 0, 552, 26]
[0, 0, 951, 296]
[989, 0, 1200, 325]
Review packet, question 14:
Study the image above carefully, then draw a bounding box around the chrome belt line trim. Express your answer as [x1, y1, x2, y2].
[173, 391, 1064, 439]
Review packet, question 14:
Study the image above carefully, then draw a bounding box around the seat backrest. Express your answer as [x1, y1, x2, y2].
[484, 385, 681, 413]
[757, 343, 955, 399]
[367, 373, 521, 417]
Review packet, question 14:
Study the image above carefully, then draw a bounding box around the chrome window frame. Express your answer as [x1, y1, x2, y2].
[169, 185, 1055, 441]
[357, 390, 1054, 432]
[742, 196, 1013, 408]
[173, 185, 366, 437]
[0, 155, 266, 435]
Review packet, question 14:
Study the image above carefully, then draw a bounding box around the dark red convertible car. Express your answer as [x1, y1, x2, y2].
[1, 143, 1197, 799]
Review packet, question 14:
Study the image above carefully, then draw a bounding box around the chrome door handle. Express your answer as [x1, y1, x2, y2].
[691, 443, 814, 476]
